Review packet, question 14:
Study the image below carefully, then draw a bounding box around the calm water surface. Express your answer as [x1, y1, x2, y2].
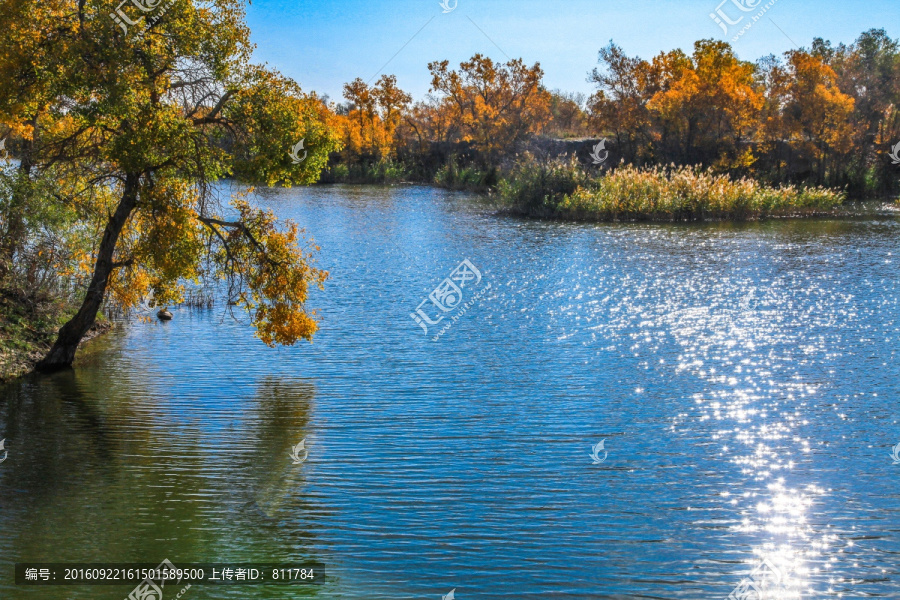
[2, 185, 900, 599]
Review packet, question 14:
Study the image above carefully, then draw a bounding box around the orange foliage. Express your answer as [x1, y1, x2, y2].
[338, 75, 411, 161]
[214, 197, 328, 346]
[427, 54, 552, 159]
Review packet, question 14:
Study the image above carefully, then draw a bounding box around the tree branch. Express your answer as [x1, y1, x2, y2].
[192, 90, 235, 125]
[197, 215, 278, 265]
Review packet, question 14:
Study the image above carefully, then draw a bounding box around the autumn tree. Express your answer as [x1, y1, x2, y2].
[372, 75, 413, 141]
[829, 30, 899, 144]
[0, 0, 341, 370]
[339, 75, 411, 161]
[427, 54, 552, 162]
[546, 91, 591, 139]
[589, 41, 763, 169]
[0, 0, 81, 282]
[341, 77, 378, 158]
[646, 40, 763, 168]
[819, 30, 900, 192]
[399, 96, 457, 153]
[588, 43, 655, 163]
[758, 50, 855, 184]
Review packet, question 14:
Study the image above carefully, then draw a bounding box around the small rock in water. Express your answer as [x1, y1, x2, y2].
[157, 309, 173, 321]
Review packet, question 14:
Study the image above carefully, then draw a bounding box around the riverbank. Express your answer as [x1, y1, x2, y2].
[324, 157, 863, 222]
[0, 289, 114, 383]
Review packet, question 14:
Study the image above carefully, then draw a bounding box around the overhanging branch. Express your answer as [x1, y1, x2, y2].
[197, 215, 279, 266]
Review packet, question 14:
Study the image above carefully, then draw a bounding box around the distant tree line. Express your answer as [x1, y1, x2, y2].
[329, 29, 900, 197]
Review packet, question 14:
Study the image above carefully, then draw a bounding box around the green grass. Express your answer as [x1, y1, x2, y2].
[434, 161, 498, 192]
[0, 289, 112, 382]
[499, 158, 846, 221]
[325, 160, 410, 184]
[0, 289, 64, 382]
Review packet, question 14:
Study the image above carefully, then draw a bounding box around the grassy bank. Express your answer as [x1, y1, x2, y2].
[498, 159, 846, 221]
[322, 158, 499, 192]
[433, 161, 498, 192]
[0, 289, 112, 383]
[323, 160, 411, 184]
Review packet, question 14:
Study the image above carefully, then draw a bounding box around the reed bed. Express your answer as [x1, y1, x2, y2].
[499, 159, 845, 221]
[181, 290, 215, 308]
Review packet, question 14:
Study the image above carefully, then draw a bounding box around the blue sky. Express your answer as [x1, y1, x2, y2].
[245, 0, 900, 103]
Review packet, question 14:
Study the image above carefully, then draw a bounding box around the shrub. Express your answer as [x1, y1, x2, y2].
[434, 158, 498, 191]
[496, 155, 591, 215]
[325, 160, 409, 184]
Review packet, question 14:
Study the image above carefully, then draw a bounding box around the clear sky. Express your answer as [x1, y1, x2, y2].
[244, 0, 900, 103]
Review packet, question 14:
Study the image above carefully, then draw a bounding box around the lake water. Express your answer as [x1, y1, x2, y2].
[2, 185, 900, 599]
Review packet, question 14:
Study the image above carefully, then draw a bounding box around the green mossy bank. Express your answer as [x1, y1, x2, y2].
[0, 291, 112, 383]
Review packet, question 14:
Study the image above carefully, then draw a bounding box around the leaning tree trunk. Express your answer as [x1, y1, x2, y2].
[35, 173, 139, 372]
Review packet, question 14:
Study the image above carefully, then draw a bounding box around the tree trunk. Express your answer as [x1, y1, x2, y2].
[35, 173, 139, 372]
[0, 116, 37, 282]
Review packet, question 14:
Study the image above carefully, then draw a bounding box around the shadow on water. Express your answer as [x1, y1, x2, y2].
[0, 369, 332, 599]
